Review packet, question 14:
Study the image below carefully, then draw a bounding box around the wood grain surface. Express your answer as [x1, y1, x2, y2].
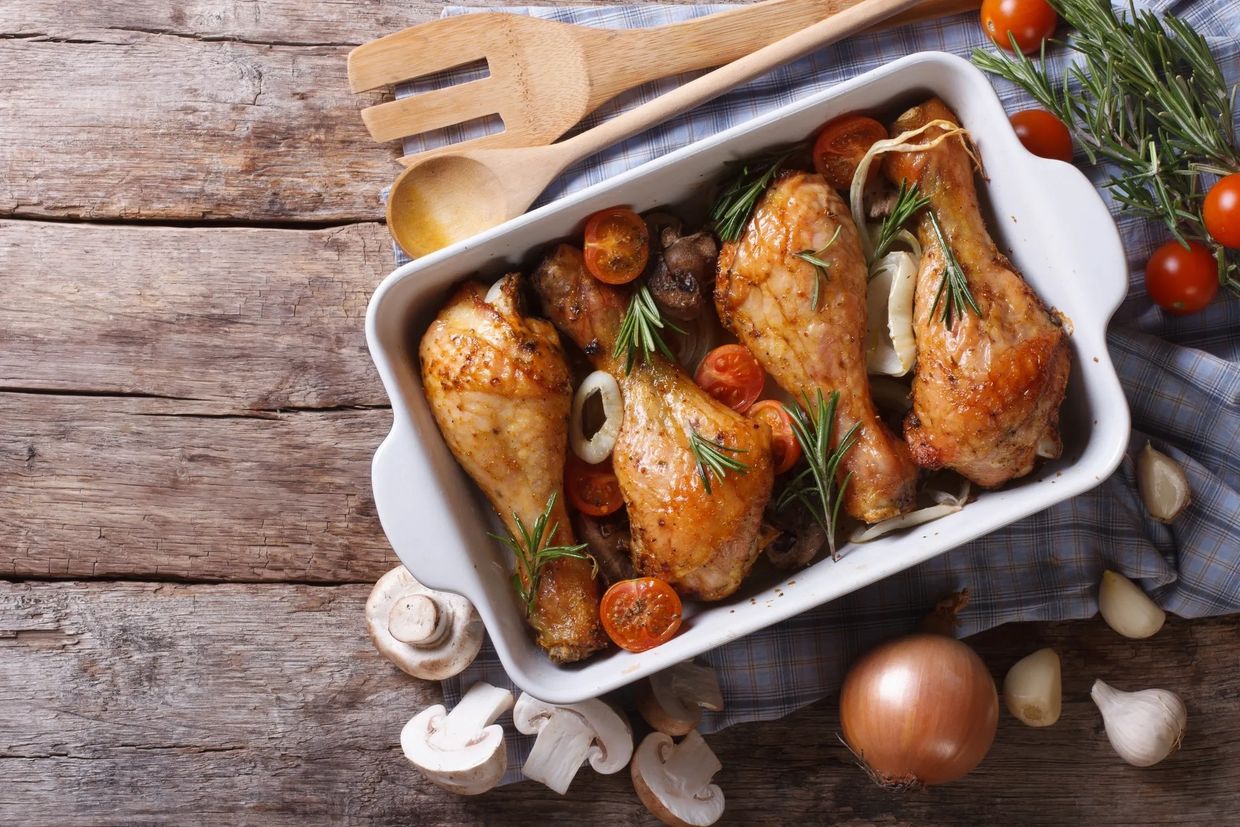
[3, 581, 1236, 826]
[1, 0, 1235, 823]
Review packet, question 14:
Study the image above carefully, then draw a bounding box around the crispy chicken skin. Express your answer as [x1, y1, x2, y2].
[885, 98, 1070, 487]
[533, 245, 774, 601]
[716, 171, 919, 524]
[418, 275, 606, 663]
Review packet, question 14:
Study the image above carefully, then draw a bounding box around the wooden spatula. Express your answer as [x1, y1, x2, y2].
[349, 0, 979, 163]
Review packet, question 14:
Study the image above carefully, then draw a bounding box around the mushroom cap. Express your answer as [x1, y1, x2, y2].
[637, 662, 724, 737]
[513, 694, 633, 774]
[366, 566, 484, 680]
[632, 731, 725, 827]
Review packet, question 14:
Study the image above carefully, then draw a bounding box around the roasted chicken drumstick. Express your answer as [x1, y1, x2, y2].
[716, 171, 919, 524]
[533, 245, 774, 601]
[419, 275, 606, 663]
[885, 98, 1070, 487]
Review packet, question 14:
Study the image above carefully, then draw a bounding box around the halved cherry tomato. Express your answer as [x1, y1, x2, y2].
[1009, 109, 1073, 163]
[599, 577, 683, 653]
[812, 114, 889, 192]
[583, 207, 649, 284]
[1145, 239, 1219, 315]
[749, 400, 803, 474]
[694, 344, 765, 413]
[565, 454, 624, 517]
[1204, 173, 1240, 248]
[981, 0, 1057, 54]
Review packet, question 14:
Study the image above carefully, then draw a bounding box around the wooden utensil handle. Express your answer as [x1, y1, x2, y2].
[590, 0, 979, 103]
[561, 0, 925, 164]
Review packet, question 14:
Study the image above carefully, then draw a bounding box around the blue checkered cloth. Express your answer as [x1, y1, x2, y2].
[394, 0, 1240, 785]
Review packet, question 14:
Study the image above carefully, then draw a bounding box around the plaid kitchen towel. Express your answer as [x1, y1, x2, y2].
[392, 0, 1240, 784]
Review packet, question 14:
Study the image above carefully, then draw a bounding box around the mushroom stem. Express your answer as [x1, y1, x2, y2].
[389, 593, 449, 647]
[663, 731, 722, 793]
[520, 713, 596, 795]
[440, 683, 515, 746]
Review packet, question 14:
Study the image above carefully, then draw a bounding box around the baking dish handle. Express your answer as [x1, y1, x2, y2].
[370, 426, 484, 600]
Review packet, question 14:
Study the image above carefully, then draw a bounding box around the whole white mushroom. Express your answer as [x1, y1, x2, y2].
[366, 566, 484, 680]
[400, 682, 514, 795]
[513, 693, 633, 795]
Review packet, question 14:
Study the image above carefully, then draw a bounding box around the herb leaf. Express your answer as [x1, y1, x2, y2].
[971, 0, 1239, 292]
[491, 492, 595, 618]
[613, 284, 685, 374]
[688, 429, 750, 495]
[795, 226, 843, 310]
[776, 389, 860, 560]
[710, 146, 802, 243]
[873, 180, 930, 261]
[926, 210, 982, 329]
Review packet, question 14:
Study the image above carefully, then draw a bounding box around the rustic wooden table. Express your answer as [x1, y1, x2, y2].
[2, 3, 1236, 824]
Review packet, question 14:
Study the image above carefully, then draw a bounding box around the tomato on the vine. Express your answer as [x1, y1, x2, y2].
[1009, 109, 1073, 163]
[748, 400, 803, 475]
[599, 577, 683, 653]
[812, 114, 888, 191]
[981, 0, 1057, 54]
[1203, 173, 1240, 249]
[583, 207, 649, 284]
[1145, 239, 1219, 315]
[565, 454, 624, 517]
[694, 344, 766, 413]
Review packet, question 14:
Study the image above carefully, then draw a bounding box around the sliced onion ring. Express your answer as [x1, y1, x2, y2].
[849, 503, 963, 543]
[484, 277, 506, 305]
[570, 370, 623, 464]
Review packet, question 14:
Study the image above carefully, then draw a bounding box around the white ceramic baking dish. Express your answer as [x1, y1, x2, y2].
[366, 51, 1130, 704]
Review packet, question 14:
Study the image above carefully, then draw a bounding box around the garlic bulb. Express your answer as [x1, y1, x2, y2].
[1091, 679, 1186, 767]
[1137, 442, 1190, 522]
[1098, 570, 1165, 639]
[1004, 648, 1061, 727]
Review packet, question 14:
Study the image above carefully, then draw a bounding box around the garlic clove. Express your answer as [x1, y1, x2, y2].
[1003, 648, 1061, 727]
[1098, 570, 1166, 640]
[1091, 679, 1186, 767]
[1137, 442, 1190, 522]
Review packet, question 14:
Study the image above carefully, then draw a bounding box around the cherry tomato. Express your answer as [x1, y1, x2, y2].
[812, 114, 888, 192]
[1145, 239, 1219, 315]
[981, 0, 1058, 54]
[749, 400, 803, 474]
[1203, 173, 1240, 248]
[599, 577, 683, 653]
[1009, 109, 1073, 163]
[694, 344, 766, 413]
[565, 454, 624, 517]
[583, 207, 649, 284]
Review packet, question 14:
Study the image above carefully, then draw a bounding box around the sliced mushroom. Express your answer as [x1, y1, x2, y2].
[637, 661, 724, 736]
[513, 693, 633, 795]
[366, 567, 484, 680]
[647, 231, 718, 322]
[632, 730, 725, 827]
[400, 682, 514, 795]
[571, 511, 636, 585]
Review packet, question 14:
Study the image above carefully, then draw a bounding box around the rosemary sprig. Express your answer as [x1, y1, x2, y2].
[709, 146, 802, 242]
[795, 226, 843, 310]
[971, 0, 1240, 291]
[688, 429, 750, 495]
[926, 210, 982, 329]
[613, 284, 685, 374]
[873, 181, 930, 260]
[491, 492, 595, 618]
[776, 389, 860, 560]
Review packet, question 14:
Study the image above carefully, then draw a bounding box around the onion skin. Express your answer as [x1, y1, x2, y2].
[840, 633, 998, 786]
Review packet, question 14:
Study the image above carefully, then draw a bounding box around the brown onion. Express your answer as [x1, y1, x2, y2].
[840, 633, 998, 787]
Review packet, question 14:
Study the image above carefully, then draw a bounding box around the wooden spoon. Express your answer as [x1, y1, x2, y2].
[388, 0, 926, 259]
[351, 0, 978, 163]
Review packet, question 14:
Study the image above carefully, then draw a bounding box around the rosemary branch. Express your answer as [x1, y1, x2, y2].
[709, 146, 803, 243]
[795, 226, 843, 310]
[613, 284, 685, 374]
[777, 389, 861, 560]
[927, 210, 982, 329]
[688, 429, 750, 495]
[972, 0, 1240, 291]
[873, 181, 931, 260]
[491, 492, 595, 618]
